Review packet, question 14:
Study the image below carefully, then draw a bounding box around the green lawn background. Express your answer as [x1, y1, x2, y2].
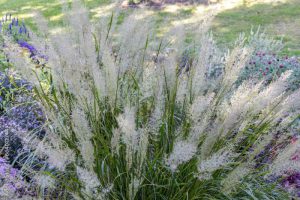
[0, 0, 299, 55]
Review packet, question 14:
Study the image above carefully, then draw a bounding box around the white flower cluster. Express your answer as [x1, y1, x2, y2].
[198, 150, 238, 180]
[166, 140, 197, 172]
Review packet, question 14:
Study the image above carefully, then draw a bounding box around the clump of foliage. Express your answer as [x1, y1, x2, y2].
[1, 1, 300, 199]
[0, 71, 33, 110]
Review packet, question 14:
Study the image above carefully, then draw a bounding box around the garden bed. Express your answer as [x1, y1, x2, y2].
[0, 2, 300, 199]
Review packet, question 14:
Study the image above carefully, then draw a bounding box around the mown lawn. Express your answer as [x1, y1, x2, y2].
[0, 0, 299, 55]
[212, 0, 300, 56]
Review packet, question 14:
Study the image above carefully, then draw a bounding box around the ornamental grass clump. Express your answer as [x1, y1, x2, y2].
[2, 0, 300, 199]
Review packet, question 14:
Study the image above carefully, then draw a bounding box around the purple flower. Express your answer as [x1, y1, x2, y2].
[282, 172, 300, 194]
[16, 39, 48, 63]
[17, 40, 37, 56]
[0, 158, 37, 197]
[0, 157, 6, 163]
[39, 54, 49, 61]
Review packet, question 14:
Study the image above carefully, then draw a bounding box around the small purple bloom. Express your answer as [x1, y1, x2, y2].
[17, 40, 37, 55]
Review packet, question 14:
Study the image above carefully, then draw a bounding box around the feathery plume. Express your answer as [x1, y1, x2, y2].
[166, 140, 197, 172]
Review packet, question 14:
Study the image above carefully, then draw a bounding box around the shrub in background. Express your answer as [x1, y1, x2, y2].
[238, 52, 300, 90]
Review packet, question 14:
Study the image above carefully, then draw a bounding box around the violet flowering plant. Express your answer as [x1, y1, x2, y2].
[0, 112, 46, 169]
[17, 40, 49, 67]
[0, 70, 46, 148]
[282, 172, 300, 198]
[0, 69, 46, 167]
[2, 17, 29, 43]
[0, 14, 48, 67]
[0, 157, 37, 198]
[0, 116, 25, 163]
[0, 73, 46, 197]
[7, 96, 46, 135]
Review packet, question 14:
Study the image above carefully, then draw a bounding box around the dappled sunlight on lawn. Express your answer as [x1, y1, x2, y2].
[158, 0, 245, 32]
[90, 2, 118, 18]
[20, 5, 45, 11]
[212, 0, 300, 55]
[17, 12, 37, 19]
[49, 13, 64, 22]
[49, 26, 67, 35]
[0, 0, 7, 5]
[0, 0, 298, 54]
[244, 0, 289, 6]
[159, 0, 293, 30]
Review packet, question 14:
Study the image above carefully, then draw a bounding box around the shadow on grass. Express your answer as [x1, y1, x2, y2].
[1, 0, 299, 55]
[212, 0, 300, 55]
[0, 0, 111, 28]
